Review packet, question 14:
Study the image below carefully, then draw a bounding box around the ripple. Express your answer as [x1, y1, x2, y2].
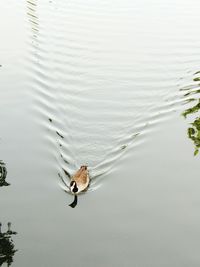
[26, 0, 200, 193]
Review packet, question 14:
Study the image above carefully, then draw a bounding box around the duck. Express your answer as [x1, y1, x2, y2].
[69, 165, 90, 208]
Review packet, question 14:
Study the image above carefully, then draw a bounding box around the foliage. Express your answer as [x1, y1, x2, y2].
[182, 73, 200, 156]
[0, 223, 17, 266]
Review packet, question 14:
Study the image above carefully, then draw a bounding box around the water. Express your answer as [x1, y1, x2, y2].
[1, 0, 200, 266]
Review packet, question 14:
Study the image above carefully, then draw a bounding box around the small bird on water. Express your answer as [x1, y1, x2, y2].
[69, 166, 90, 208]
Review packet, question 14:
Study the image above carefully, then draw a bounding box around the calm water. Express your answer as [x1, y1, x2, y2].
[1, 0, 200, 266]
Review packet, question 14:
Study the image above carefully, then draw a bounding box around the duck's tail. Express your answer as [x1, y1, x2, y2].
[69, 195, 78, 208]
[80, 165, 87, 170]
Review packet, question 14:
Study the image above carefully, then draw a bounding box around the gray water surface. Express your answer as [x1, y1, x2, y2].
[1, 0, 200, 266]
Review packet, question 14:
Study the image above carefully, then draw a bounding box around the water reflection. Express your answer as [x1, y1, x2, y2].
[0, 161, 10, 187]
[0, 223, 17, 266]
[181, 71, 200, 155]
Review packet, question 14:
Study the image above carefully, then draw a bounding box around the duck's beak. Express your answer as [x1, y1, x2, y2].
[69, 195, 78, 208]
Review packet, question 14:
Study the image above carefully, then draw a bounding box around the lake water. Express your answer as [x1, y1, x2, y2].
[1, 0, 200, 266]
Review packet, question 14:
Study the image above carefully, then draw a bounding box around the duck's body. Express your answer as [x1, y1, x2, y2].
[70, 166, 89, 194]
[69, 166, 89, 208]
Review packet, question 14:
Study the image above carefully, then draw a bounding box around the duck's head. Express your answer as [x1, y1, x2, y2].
[70, 181, 78, 195]
[69, 181, 78, 208]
